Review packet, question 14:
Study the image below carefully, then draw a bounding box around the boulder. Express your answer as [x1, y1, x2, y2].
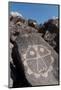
[12, 33, 59, 86]
[28, 19, 37, 28]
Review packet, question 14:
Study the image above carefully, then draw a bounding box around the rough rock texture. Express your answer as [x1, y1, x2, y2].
[9, 12, 59, 87]
[41, 19, 59, 53]
[13, 33, 59, 86]
[9, 15, 38, 43]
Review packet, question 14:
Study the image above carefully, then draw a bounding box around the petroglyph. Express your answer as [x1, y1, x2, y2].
[23, 44, 54, 78]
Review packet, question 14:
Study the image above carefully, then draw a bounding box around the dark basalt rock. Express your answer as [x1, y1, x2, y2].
[9, 13, 59, 87]
[38, 20, 59, 53]
[28, 19, 37, 28]
[13, 33, 59, 86]
[9, 18, 38, 43]
[11, 42, 32, 87]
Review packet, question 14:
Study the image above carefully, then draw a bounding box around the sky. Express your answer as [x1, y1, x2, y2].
[9, 2, 59, 24]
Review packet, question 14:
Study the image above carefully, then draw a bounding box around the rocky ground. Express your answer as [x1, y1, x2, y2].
[9, 12, 59, 88]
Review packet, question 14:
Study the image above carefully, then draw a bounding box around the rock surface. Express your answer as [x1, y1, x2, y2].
[9, 12, 59, 87]
[13, 33, 59, 86]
